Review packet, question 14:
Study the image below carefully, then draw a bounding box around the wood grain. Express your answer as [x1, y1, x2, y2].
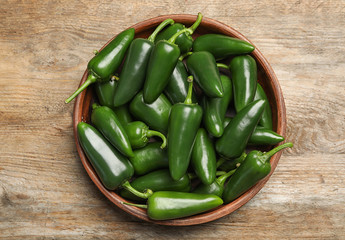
[0, 0, 344, 239]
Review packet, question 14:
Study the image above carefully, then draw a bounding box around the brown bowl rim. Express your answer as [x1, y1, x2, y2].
[72, 14, 286, 226]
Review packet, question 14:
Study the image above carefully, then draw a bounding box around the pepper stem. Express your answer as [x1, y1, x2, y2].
[263, 142, 293, 162]
[92, 103, 101, 110]
[216, 169, 237, 187]
[179, 51, 193, 61]
[121, 180, 153, 199]
[189, 12, 203, 32]
[147, 18, 175, 43]
[184, 75, 194, 105]
[65, 74, 98, 104]
[168, 28, 193, 44]
[121, 201, 148, 209]
[146, 130, 167, 149]
[216, 158, 226, 168]
[217, 63, 230, 70]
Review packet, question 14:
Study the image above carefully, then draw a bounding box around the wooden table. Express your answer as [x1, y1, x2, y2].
[1, 0, 344, 239]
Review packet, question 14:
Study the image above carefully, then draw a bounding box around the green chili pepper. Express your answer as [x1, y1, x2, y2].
[65, 28, 134, 103]
[186, 51, 224, 98]
[129, 142, 169, 176]
[77, 122, 152, 199]
[112, 104, 133, 126]
[155, 13, 203, 54]
[125, 121, 167, 149]
[120, 169, 191, 201]
[122, 191, 223, 220]
[168, 76, 203, 181]
[192, 34, 255, 60]
[191, 128, 217, 185]
[164, 60, 197, 104]
[129, 91, 172, 134]
[230, 54, 258, 112]
[248, 126, 285, 145]
[193, 169, 237, 197]
[202, 74, 232, 137]
[217, 152, 247, 172]
[94, 77, 118, 108]
[91, 104, 134, 158]
[143, 27, 194, 104]
[223, 142, 293, 203]
[254, 83, 273, 130]
[113, 19, 175, 107]
[223, 117, 284, 146]
[215, 99, 266, 159]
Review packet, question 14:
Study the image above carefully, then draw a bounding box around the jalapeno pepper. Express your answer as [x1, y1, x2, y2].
[112, 104, 133, 126]
[113, 19, 175, 107]
[125, 121, 167, 149]
[155, 13, 203, 54]
[192, 34, 255, 60]
[164, 60, 197, 104]
[193, 169, 237, 197]
[230, 54, 258, 112]
[129, 91, 172, 134]
[254, 83, 273, 130]
[168, 76, 203, 181]
[122, 191, 223, 220]
[91, 104, 134, 158]
[186, 51, 224, 98]
[143, 27, 195, 104]
[202, 74, 232, 137]
[65, 28, 135, 103]
[94, 77, 118, 108]
[215, 99, 266, 159]
[191, 128, 217, 185]
[120, 169, 191, 201]
[223, 142, 293, 203]
[77, 122, 152, 199]
[223, 117, 284, 146]
[129, 142, 169, 176]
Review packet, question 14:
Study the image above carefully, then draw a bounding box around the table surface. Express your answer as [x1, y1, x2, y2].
[1, 0, 344, 239]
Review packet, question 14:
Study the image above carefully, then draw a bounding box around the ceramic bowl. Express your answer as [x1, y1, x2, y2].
[73, 14, 286, 226]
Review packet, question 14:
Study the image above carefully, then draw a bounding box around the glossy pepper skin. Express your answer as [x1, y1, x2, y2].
[202, 74, 233, 137]
[155, 13, 203, 54]
[191, 128, 217, 185]
[223, 142, 293, 203]
[129, 142, 169, 176]
[254, 83, 273, 130]
[129, 91, 172, 134]
[91, 104, 134, 158]
[192, 34, 255, 60]
[164, 60, 197, 104]
[215, 99, 266, 159]
[113, 19, 175, 107]
[186, 51, 224, 98]
[77, 122, 134, 190]
[146, 192, 223, 220]
[120, 169, 191, 201]
[65, 28, 134, 103]
[193, 169, 236, 197]
[230, 55, 258, 113]
[124, 121, 167, 149]
[168, 77, 203, 181]
[223, 117, 284, 145]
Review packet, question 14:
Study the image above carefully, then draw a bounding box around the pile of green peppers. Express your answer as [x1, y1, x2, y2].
[66, 13, 293, 221]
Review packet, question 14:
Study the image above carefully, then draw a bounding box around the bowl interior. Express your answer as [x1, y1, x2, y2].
[73, 14, 286, 226]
